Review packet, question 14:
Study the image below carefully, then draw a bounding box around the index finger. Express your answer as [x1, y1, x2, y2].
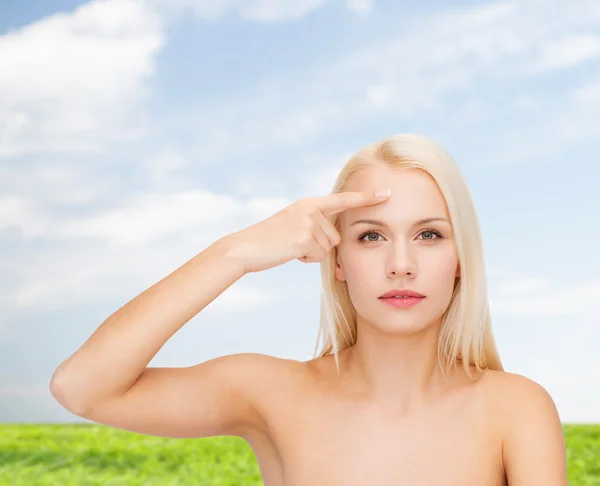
[315, 190, 391, 217]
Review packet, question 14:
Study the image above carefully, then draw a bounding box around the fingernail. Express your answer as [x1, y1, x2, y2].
[375, 188, 391, 198]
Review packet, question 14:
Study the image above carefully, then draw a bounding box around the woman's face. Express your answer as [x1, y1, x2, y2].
[335, 164, 460, 334]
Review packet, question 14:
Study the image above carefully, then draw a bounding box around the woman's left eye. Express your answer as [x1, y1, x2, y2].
[418, 230, 443, 240]
[358, 230, 443, 243]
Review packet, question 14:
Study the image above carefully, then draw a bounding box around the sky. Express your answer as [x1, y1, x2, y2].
[0, 0, 599, 424]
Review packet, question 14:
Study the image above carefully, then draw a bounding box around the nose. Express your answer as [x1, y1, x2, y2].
[385, 240, 416, 277]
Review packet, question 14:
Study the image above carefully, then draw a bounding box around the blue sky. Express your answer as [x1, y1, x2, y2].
[1, 0, 599, 424]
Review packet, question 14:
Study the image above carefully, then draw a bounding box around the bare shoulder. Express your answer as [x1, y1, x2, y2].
[480, 369, 562, 424]
[478, 368, 554, 402]
[238, 352, 308, 424]
[479, 370, 569, 486]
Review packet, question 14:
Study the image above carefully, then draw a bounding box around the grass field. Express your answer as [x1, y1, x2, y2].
[1, 423, 598, 485]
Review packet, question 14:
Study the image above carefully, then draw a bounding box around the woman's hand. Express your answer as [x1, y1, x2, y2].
[226, 189, 391, 274]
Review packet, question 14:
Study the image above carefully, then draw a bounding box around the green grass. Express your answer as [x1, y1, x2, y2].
[0, 424, 261, 486]
[0, 423, 598, 485]
[565, 424, 600, 485]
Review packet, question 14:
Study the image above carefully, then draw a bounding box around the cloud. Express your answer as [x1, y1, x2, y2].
[161, 0, 600, 165]
[493, 276, 552, 294]
[346, 0, 373, 15]
[4, 0, 600, 166]
[11, 237, 277, 313]
[296, 151, 354, 195]
[573, 78, 600, 104]
[0, 189, 285, 315]
[4, 188, 291, 245]
[148, 0, 334, 21]
[490, 277, 600, 317]
[8, 230, 277, 313]
[144, 148, 188, 184]
[550, 75, 600, 142]
[0, 187, 293, 313]
[529, 33, 600, 73]
[0, 0, 164, 159]
[3, 0, 600, 329]
[0, 162, 115, 213]
[238, 0, 331, 21]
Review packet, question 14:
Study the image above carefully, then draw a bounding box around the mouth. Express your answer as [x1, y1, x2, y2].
[379, 296, 425, 299]
[378, 289, 426, 299]
[379, 295, 425, 307]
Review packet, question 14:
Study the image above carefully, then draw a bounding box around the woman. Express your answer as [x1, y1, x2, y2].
[50, 134, 568, 485]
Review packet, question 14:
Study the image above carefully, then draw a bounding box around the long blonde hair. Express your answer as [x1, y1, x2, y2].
[312, 133, 503, 380]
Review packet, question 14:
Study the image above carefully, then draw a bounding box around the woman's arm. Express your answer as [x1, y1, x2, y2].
[500, 373, 569, 485]
[49, 235, 246, 413]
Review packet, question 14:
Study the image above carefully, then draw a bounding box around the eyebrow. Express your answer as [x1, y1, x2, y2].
[349, 217, 450, 228]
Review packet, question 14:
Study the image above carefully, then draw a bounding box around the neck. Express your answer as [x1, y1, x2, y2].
[341, 316, 453, 414]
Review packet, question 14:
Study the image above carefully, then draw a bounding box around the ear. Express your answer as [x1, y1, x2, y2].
[334, 253, 346, 282]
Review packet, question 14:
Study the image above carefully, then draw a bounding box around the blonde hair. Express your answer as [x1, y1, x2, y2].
[312, 133, 503, 380]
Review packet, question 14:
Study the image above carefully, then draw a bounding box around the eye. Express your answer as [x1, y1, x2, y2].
[357, 229, 444, 243]
[418, 229, 443, 241]
[358, 231, 383, 243]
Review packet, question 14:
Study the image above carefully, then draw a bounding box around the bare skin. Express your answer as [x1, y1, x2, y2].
[235, 164, 507, 485]
[50, 166, 567, 484]
[243, 348, 507, 486]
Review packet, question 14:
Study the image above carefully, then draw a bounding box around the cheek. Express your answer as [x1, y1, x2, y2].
[432, 254, 458, 276]
[339, 252, 375, 283]
[425, 253, 459, 293]
[337, 253, 377, 297]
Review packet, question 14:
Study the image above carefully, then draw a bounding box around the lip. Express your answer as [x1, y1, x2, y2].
[379, 289, 425, 299]
[380, 296, 424, 308]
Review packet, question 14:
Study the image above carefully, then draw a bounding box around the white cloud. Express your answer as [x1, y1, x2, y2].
[53, 189, 291, 245]
[149, 0, 332, 21]
[0, 163, 114, 211]
[365, 83, 397, 108]
[494, 276, 552, 294]
[298, 151, 353, 195]
[0, 0, 598, 427]
[0, 196, 37, 237]
[57, 190, 244, 245]
[0, 0, 164, 158]
[1, 182, 295, 244]
[166, 0, 600, 165]
[0, 164, 297, 317]
[144, 148, 188, 184]
[490, 278, 600, 317]
[239, 0, 330, 21]
[230, 169, 288, 197]
[3, 0, 599, 311]
[573, 80, 600, 104]
[0, 187, 294, 317]
[148, 0, 374, 22]
[529, 33, 600, 73]
[347, 0, 373, 15]
[149, 0, 235, 19]
[544, 74, 600, 144]
[3, 0, 599, 166]
[12, 237, 277, 313]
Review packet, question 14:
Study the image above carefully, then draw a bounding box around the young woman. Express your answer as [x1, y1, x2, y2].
[50, 134, 569, 485]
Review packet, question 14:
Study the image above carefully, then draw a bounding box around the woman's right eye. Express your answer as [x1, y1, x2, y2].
[358, 231, 382, 243]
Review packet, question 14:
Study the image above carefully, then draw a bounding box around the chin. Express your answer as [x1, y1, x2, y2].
[373, 318, 431, 335]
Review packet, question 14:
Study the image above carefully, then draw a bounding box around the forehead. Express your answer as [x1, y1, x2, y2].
[341, 164, 449, 224]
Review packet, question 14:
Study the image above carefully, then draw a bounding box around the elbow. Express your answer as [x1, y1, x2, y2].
[49, 370, 90, 416]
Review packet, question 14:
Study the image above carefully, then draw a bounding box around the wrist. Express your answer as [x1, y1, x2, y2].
[214, 234, 250, 276]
